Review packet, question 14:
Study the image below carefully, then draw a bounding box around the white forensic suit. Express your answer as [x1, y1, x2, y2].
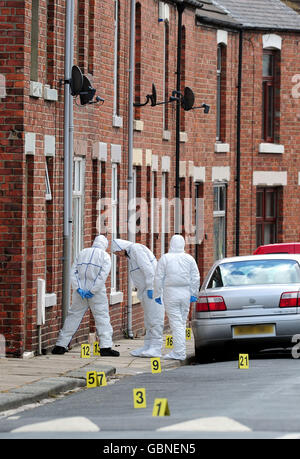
[111, 239, 165, 357]
[54, 235, 115, 353]
[154, 235, 200, 361]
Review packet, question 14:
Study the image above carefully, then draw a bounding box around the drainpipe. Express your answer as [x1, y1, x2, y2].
[62, 0, 74, 322]
[236, 29, 243, 256]
[174, 3, 185, 234]
[127, 0, 135, 339]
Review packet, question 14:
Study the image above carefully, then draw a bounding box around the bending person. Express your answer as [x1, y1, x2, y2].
[111, 239, 164, 357]
[52, 235, 119, 357]
[154, 235, 200, 361]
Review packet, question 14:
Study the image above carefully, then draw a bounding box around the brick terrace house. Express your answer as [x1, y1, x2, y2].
[1, 0, 300, 357]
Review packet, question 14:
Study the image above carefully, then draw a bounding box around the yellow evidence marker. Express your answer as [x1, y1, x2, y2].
[97, 371, 107, 386]
[186, 328, 192, 340]
[93, 341, 100, 356]
[133, 388, 147, 409]
[152, 398, 170, 416]
[238, 353, 249, 369]
[81, 343, 91, 358]
[165, 335, 173, 349]
[151, 357, 161, 374]
[86, 371, 98, 388]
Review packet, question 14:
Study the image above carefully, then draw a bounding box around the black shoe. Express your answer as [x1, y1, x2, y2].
[51, 345, 67, 355]
[100, 347, 120, 357]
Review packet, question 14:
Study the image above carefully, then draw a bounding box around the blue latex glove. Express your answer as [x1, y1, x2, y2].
[85, 291, 94, 299]
[190, 296, 198, 303]
[77, 288, 86, 299]
[147, 290, 153, 299]
[155, 297, 162, 305]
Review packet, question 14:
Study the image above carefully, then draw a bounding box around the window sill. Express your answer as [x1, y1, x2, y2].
[45, 292, 57, 308]
[214, 142, 230, 153]
[180, 131, 188, 143]
[259, 143, 284, 154]
[162, 130, 171, 141]
[113, 115, 123, 128]
[132, 290, 140, 305]
[133, 119, 144, 131]
[44, 85, 58, 102]
[110, 290, 124, 305]
[29, 81, 43, 98]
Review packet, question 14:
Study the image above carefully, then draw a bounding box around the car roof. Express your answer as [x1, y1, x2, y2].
[217, 254, 300, 264]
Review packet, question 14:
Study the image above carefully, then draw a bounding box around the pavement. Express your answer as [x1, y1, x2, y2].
[0, 335, 195, 413]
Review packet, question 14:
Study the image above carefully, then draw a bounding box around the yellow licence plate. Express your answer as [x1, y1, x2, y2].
[233, 324, 275, 337]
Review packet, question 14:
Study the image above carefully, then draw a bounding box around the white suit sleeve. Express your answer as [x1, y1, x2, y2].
[70, 257, 80, 290]
[154, 256, 167, 299]
[130, 245, 155, 290]
[90, 252, 111, 294]
[189, 258, 200, 297]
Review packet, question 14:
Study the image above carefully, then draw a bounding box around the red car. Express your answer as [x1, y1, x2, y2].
[254, 243, 300, 255]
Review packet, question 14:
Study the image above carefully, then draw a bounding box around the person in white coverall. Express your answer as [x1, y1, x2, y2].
[52, 235, 119, 357]
[111, 239, 164, 357]
[154, 235, 200, 361]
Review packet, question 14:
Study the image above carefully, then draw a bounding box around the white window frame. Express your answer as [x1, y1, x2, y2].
[45, 161, 52, 201]
[132, 167, 137, 242]
[111, 163, 118, 292]
[96, 160, 102, 234]
[150, 171, 155, 253]
[163, 21, 169, 133]
[216, 45, 222, 142]
[73, 157, 85, 262]
[161, 172, 167, 254]
[113, 0, 122, 127]
[213, 183, 226, 261]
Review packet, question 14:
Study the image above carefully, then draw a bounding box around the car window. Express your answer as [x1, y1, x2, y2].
[207, 259, 300, 287]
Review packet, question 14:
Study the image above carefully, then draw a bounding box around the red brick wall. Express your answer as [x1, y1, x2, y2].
[0, 1, 26, 356]
[1, 0, 300, 356]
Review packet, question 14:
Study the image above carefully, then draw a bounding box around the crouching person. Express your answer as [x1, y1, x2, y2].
[52, 235, 119, 357]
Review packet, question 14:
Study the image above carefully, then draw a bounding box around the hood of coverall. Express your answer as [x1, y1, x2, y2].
[111, 239, 133, 253]
[169, 235, 185, 253]
[92, 235, 109, 251]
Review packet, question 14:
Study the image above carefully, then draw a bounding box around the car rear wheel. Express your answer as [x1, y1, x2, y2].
[194, 345, 216, 363]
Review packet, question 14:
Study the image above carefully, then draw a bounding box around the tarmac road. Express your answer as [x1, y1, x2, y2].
[1, 350, 300, 441]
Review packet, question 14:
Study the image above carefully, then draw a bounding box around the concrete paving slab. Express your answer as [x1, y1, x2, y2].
[0, 335, 195, 413]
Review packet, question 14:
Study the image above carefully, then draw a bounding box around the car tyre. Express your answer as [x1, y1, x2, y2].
[194, 346, 216, 364]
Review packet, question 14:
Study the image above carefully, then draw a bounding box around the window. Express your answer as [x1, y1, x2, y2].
[180, 26, 186, 132]
[132, 167, 137, 242]
[256, 187, 278, 247]
[151, 171, 157, 253]
[134, 3, 141, 120]
[216, 44, 226, 142]
[161, 172, 168, 254]
[195, 182, 204, 273]
[111, 163, 118, 292]
[208, 259, 300, 288]
[213, 184, 226, 261]
[113, 0, 120, 118]
[262, 51, 274, 142]
[46, 0, 55, 86]
[77, 0, 85, 70]
[88, 0, 95, 74]
[73, 157, 85, 261]
[262, 50, 280, 142]
[93, 159, 106, 237]
[163, 21, 169, 131]
[30, 0, 39, 81]
[45, 160, 52, 201]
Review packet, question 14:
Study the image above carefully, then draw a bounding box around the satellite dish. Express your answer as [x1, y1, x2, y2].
[149, 83, 157, 106]
[79, 75, 96, 105]
[70, 66, 83, 96]
[181, 87, 195, 111]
